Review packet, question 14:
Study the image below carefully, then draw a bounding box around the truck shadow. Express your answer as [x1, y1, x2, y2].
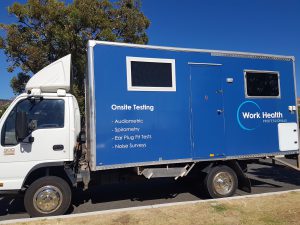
[0, 179, 206, 218]
[247, 161, 300, 187]
[71, 178, 208, 209]
[0, 196, 26, 217]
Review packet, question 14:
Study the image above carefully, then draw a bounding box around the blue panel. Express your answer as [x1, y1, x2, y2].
[93, 45, 200, 166]
[218, 57, 297, 156]
[92, 43, 297, 167]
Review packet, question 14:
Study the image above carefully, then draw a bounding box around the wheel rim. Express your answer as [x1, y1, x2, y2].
[33, 185, 63, 214]
[212, 171, 234, 196]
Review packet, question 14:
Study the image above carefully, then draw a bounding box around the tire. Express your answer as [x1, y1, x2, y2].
[24, 176, 71, 217]
[204, 165, 238, 198]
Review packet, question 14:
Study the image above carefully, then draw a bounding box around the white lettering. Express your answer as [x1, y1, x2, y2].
[114, 144, 128, 149]
[114, 127, 140, 133]
[262, 112, 283, 119]
[114, 119, 144, 124]
[111, 104, 154, 112]
[111, 104, 132, 111]
[129, 143, 147, 148]
[133, 104, 155, 112]
[242, 112, 261, 119]
[241, 111, 284, 120]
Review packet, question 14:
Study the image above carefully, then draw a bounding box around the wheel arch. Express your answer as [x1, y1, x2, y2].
[21, 162, 76, 191]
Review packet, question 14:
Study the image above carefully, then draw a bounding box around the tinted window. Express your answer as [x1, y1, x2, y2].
[246, 71, 279, 97]
[1, 99, 64, 146]
[1, 107, 17, 146]
[131, 61, 173, 87]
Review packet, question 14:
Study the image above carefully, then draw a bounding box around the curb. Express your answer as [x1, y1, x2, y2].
[1, 189, 300, 224]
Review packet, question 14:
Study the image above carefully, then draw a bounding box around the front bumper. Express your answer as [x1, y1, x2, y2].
[0, 190, 22, 197]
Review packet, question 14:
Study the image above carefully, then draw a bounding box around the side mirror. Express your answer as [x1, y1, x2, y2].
[16, 111, 29, 142]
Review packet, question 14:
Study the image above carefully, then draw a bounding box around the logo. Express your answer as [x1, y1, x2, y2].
[3, 148, 15, 156]
[237, 101, 261, 131]
[237, 101, 285, 131]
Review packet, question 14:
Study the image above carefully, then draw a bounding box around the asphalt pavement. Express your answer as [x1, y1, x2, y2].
[0, 159, 300, 222]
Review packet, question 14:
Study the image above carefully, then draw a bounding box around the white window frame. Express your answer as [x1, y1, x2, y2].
[126, 56, 176, 92]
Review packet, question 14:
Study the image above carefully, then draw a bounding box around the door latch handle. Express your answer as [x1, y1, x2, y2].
[217, 109, 224, 114]
[216, 89, 223, 94]
[53, 145, 64, 151]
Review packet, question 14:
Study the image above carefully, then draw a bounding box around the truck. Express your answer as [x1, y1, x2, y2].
[0, 40, 299, 217]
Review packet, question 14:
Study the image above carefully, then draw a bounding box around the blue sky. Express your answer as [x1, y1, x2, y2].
[1, 0, 300, 99]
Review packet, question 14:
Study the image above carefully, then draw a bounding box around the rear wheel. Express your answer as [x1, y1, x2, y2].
[24, 176, 71, 217]
[204, 165, 238, 198]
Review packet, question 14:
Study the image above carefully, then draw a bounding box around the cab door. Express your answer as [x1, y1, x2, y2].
[0, 97, 70, 163]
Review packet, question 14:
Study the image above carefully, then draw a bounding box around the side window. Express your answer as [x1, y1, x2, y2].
[1, 107, 17, 146]
[245, 70, 280, 98]
[26, 99, 65, 129]
[1, 99, 65, 146]
[126, 57, 176, 91]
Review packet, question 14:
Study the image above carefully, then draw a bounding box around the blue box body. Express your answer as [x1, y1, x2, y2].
[87, 42, 298, 170]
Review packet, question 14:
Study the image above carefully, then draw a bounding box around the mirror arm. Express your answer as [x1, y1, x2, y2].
[19, 136, 34, 144]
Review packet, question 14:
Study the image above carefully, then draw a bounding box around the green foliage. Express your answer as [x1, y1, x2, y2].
[10, 72, 30, 95]
[0, 0, 150, 114]
[0, 104, 9, 118]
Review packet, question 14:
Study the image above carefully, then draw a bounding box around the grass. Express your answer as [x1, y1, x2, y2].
[14, 191, 300, 225]
[210, 202, 229, 213]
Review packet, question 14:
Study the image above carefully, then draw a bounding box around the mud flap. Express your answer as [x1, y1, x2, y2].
[227, 160, 251, 193]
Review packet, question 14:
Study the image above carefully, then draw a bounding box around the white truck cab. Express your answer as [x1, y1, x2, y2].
[0, 55, 81, 216]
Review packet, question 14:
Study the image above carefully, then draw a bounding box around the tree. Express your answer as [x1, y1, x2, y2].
[10, 72, 31, 95]
[0, 104, 10, 118]
[0, 0, 150, 114]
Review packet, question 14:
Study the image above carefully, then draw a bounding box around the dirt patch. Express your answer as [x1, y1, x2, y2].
[13, 191, 300, 225]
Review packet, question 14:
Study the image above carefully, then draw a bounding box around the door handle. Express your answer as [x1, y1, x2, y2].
[53, 145, 64, 151]
[216, 89, 223, 94]
[217, 109, 224, 114]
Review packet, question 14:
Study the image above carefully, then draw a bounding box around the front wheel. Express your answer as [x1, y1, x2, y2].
[24, 176, 71, 217]
[204, 165, 238, 198]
